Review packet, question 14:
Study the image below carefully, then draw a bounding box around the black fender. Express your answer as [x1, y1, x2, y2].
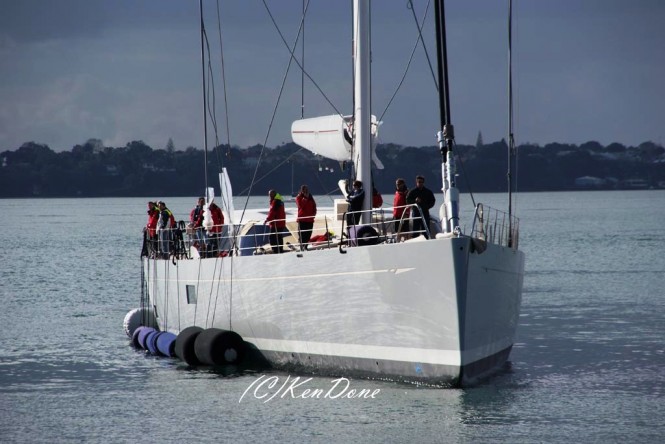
[356, 225, 379, 247]
[174, 326, 204, 365]
[194, 328, 246, 366]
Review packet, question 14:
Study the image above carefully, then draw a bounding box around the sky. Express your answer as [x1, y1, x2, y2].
[1, 0, 664, 152]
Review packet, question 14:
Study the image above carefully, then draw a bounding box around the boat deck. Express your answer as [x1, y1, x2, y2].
[141, 202, 519, 259]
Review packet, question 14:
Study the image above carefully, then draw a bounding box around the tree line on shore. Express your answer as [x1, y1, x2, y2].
[1, 138, 663, 198]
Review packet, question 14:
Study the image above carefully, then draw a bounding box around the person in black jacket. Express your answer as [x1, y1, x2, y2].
[157, 201, 176, 258]
[189, 197, 206, 252]
[346, 180, 365, 226]
[406, 175, 435, 239]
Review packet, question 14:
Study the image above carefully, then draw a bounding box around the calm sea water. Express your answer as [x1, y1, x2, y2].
[1, 191, 663, 443]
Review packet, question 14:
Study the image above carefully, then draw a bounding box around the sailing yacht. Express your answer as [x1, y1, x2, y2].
[127, 0, 525, 387]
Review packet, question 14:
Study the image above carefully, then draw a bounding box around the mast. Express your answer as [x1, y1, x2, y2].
[301, 0, 305, 119]
[434, 0, 459, 232]
[507, 0, 515, 246]
[353, 0, 372, 223]
[199, 0, 209, 195]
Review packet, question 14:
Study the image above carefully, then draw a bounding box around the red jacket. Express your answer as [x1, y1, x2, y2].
[209, 203, 224, 233]
[373, 189, 383, 208]
[147, 207, 159, 237]
[295, 193, 317, 223]
[393, 189, 410, 219]
[190, 206, 204, 228]
[266, 194, 286, 229]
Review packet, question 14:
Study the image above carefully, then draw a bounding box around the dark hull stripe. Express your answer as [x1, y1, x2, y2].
[244, 344, 514, 388]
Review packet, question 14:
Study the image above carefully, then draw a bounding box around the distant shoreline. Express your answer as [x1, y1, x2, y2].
[2, 188, 663, 201]
[2, 140, 663, 198]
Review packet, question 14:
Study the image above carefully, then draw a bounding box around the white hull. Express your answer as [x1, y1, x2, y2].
[135, 0, 527, 388]
[144, 234, 524, 386]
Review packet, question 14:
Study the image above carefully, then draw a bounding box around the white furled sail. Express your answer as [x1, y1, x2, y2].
[206, 186, 215, 204]
[219, 168, 234, 226]
[203, 186, 215, 231]
[291, 114, 383, 169]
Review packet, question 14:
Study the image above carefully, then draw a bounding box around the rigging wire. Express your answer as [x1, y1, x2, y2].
[507, 0, 515, 244]
[207, 56, 220, 160]
[367, 0, 371, 182]
[349, 0, 358, 182]
[200, 18, 223, 178]
[301, 0, 306, 119]
[378, 0, 437, 123]
[211, 1, 237, 330]
[215, 0, 232, 155]
[232, 2, 341, 200]
[207, 256, 227, 329]
[236, 0, 310, 223]
[512, 0, 521, 216]
[236, 147, 305, 196]
[265, 0, 354, 188]
[140, 257, 146, 320]
[199, 2, 230, 181]
[312, 171, 342, 203]
[235, 146, 339, 203]
[199, 0, 209, 194]
[263, 1, 344, 119]
[408, 0, 439, 91]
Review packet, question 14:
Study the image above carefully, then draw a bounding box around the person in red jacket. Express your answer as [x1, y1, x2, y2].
[208, 201, 224, 255]
[265, 190, 286, 254]
[393, 178, 410, 241]
[145, 201, 159, 256]
[372, 187, 383, 208]
[295, 184, 317, 249]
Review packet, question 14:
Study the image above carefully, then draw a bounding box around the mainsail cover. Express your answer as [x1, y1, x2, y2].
[291, 114, 384, 169]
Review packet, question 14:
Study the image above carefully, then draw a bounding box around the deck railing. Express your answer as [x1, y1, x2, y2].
[469, 203, 520, 250]
[141, 202, 519, 258]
